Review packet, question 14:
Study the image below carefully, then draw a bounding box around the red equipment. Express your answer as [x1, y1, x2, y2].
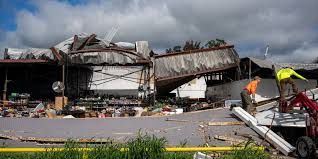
[280, 92, 318, 158]
[283, 92, 318, 137]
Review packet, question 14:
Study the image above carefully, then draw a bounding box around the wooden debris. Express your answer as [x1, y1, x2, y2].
[214, 135, 247, 145]
[0, 133, 116, 144]
[234, 131, 270, 147]
[165, 118, 190, 122]
[208, 121, 245, 126]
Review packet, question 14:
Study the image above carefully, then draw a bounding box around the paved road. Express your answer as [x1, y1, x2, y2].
[0, 108, 260, 147]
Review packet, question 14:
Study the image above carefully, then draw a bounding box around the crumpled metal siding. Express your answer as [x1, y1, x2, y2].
[135, 41, 150, 59]
[154, 48, 239, 80]
[69, 51, 137, 65]
[5, 48, 55, 60]
[54, 37, 74, 54]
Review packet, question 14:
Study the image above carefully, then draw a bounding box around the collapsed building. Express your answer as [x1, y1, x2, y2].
[2, 33, 317, 114]
[0, 33, 240, 111]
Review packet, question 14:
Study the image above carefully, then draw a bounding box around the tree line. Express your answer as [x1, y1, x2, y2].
[165, 39, 227, 53]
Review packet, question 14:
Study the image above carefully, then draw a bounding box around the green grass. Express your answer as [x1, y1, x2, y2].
[220, 142, 270, 159]
[0, 135, 270, 159]
[0, 134, 193, 159]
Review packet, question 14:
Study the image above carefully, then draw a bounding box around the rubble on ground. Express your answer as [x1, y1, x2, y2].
[0, 93, 227, 119]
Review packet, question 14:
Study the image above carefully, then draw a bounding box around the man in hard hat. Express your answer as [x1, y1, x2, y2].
[277, 67, 308, 99]
[240, 76, 261, 113]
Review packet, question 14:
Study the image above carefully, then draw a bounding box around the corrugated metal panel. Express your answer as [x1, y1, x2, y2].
[245, 57, 318, 71]
[70, 51, 138, 65]
[247, 57, 273, 69]
[5, 48, 55, 60]
[155, 46, 239, 80]
[278, 63, 318, 71]
[54, 37, 74, 54]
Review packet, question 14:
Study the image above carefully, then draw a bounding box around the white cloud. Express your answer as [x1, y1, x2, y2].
[0, 0, 317, 62]
[270, 45, 318, 63]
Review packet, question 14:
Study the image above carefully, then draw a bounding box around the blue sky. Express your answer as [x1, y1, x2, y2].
[0, 0, 88, 31]
[0, 0, 37, 31]
[0, 0, 318, 62]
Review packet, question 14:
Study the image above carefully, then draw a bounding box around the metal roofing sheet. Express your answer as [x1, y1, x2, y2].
[70, 51, 138, 65]
[5, 48, 55, 60]
[245, 57, 318, 71]
[155, 46, 239, 80]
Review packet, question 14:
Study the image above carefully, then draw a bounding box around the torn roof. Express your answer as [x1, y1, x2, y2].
[4, 48, 56, 61]
[155, 45, 240, 94]
[4, 33, 152, 65]
[242, 57, 318, 71]
[54, 33, 151, 65]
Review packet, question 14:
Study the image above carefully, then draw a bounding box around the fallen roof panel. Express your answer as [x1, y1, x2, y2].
[155, 45, 239, 81]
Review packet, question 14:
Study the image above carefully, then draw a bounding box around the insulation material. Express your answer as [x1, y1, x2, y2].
[5, 48, 55, 60]
[154, 47, 239, 80]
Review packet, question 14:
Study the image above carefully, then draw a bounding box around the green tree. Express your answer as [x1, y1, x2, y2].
[166, 48, 173, 53]
[183, 40, 201, 51]
[173, 45, 182, 52]
[205, 39, 227, 48]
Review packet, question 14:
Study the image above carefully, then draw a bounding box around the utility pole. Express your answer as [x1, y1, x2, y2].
[152, 57, 156, 107]
[62, 64, 65, 107]
[2, 67, 8, 105]
[249, 58, 251, 82]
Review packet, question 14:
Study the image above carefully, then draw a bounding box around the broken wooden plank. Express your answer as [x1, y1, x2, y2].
[208, 121, 245, 126]
[214, 135, 247, 145]
[234, 131, 270, 147]
[232, 107, 295, 156]
[165, 118, 190, 122]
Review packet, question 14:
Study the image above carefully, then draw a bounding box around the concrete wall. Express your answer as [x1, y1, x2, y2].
[206, 79, 317, 100]
[88, 66, 154, 97]
[171, 77, 207, 98]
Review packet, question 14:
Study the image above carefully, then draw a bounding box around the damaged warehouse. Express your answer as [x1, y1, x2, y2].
[2, 34, 318, 158]
[0, 33, 241, 118]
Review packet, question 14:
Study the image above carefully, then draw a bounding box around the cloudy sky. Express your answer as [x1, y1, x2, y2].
[0, 0, 318, 62]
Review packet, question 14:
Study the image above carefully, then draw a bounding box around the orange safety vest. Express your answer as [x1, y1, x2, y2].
[245, 80, 258, 95]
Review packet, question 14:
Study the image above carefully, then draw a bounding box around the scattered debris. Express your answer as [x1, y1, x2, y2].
[193, 152, 212, 159]
[165, 118, 190, 122]
[63, 115, 75, 119]
[208, 121, 245, 126]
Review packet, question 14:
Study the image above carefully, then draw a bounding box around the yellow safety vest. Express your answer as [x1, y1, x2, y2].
[276, 68, 306, 81]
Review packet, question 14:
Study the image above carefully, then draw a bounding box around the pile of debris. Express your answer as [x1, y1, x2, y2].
[0, 96, 191, 119]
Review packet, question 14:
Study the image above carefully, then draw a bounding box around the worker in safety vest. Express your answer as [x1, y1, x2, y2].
[277, 67, 308, 99]
[240, 76, 261, 113]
